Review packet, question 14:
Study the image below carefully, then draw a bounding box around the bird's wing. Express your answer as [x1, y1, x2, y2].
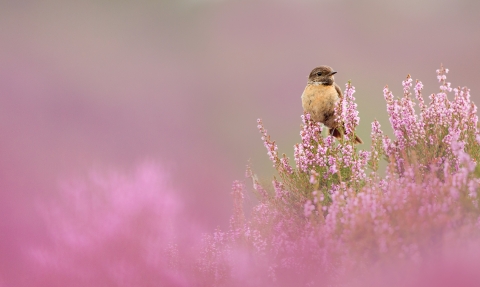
[334, 83, 343, 99]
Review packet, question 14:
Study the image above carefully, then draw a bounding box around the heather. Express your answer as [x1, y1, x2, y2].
[196, 65, 480, 286]
[34, 66, 480, 287]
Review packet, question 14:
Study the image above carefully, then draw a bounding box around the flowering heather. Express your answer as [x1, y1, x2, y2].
[220, 65, 480, 286]
[279, 82, 370, 202]
[33, 66, 480, 286]
[382, 65, 480, 174]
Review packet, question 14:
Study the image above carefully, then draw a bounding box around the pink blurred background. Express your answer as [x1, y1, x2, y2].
[1, 0, 479, 285]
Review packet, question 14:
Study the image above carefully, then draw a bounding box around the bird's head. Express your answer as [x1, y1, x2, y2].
[308, 65, 337, 85]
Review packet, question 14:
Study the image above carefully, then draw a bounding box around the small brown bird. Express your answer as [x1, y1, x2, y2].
[301, 65, 363, 144]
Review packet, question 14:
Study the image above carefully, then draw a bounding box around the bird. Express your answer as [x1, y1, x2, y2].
[301, 65, 363, 144]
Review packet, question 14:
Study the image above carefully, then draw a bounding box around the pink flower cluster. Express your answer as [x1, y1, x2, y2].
[257, 119, 295, 175]
[257, 118, 279, 166]
[380, 65, 479, 174]
[335, 82, 360, 139]
[293, 113, 331, 173]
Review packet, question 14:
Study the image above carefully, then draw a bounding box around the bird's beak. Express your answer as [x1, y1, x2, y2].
[329, 71, 337, 76]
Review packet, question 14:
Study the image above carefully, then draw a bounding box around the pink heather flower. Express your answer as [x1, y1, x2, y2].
[252, 174, 268, 199]
[280, 155, 294, 174]
[428, 65, 454, 127]
[384, 75, 425, 150]
[371, 119, 382, 139]
[273, 180, 289, 204]
[309, 170, 319, 184]
[352, 150, 370, 183]
[327, 155, 338, 175]
[384, 85, 407, 151]
[336, 82, 360, 137]
[450, 127, 476, 175]
[297, 114, 323, 168]
[257, 119, 279, 166]
[437, 66, 449, 84]
[402, 74, 413, 94]
[294, 143, 306, 171]
[369, 120, 384, 172]
[414, 80, 426, 113]
[382, 135, 394, 158]
[440, 82, 453, 92]
[341, 144, 354, 167]
[400, 75, 421, 146]
[324, 134, 333, 148]
[451, 86, 479, 133]
[312, 190, 319, 204]
[304, 200, 315, 217]
[468, 180, 478, 198]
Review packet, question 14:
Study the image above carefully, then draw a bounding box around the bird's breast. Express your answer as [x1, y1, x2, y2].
[301, 84, 339, 126]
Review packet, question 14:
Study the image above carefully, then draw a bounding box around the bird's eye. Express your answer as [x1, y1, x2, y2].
[316, 72, 322, 76]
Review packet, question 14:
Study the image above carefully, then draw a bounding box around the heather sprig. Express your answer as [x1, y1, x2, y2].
[335, 81, 361, 140]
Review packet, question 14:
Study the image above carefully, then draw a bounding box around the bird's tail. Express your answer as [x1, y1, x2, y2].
[329, 128, 363, 144]
[354, 135, 363, 144]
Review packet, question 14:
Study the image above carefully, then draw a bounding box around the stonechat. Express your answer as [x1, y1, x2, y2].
[301, 65, 363, 144]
